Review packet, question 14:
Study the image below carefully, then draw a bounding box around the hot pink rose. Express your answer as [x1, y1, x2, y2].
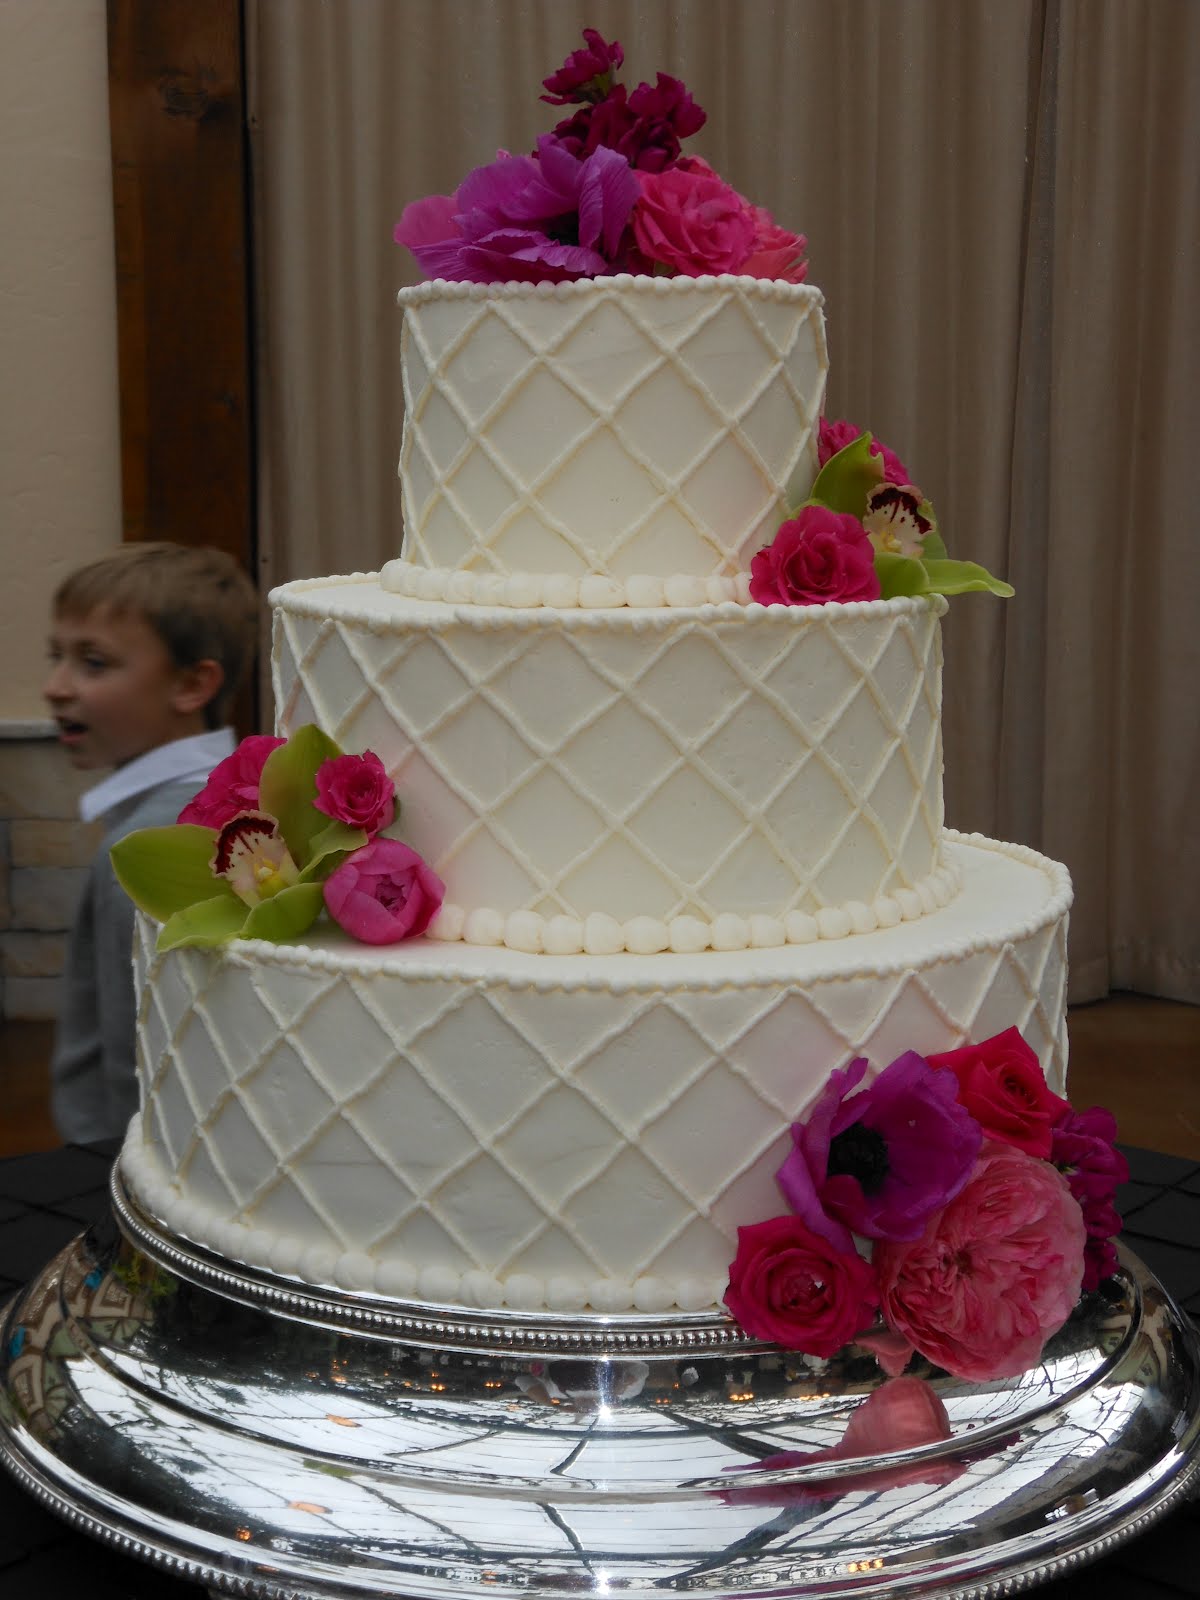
[749, 506, 881, 606]
[177, 735, 285, 828]
[724, 1215, 878, 1357]
[323, 839, 444, 945]
[631, 166, 757, 276]
[927, 1027, 1069, 1160]
[313, 751, 396, 836]
[874, 1144, 1086, 1381]
[818, 418, 911, 486]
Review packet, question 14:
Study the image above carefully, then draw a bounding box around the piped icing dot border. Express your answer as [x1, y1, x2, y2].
[425, 860, 964, 955]
[380, 559, 752, 610]
[397, 272, 825, 310]
[271, 571, 949, 629]
[120, 1131, 726, 1316]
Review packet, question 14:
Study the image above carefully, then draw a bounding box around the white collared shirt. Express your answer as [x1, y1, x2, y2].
[79, 727, 236, 823]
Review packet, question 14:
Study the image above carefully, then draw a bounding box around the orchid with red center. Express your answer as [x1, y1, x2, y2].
[111, 725, 438, 953]
[763, 427, 1014, 603]
[777, 1052, 983, 1250]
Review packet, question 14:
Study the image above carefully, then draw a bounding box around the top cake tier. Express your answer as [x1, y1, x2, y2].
[383, 276, 827, 607]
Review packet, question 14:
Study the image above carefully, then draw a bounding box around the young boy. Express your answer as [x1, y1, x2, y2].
[43, 542, 260, 1143]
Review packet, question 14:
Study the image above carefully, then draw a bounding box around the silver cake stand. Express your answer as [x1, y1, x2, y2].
[1, 1163, 1197, 1600]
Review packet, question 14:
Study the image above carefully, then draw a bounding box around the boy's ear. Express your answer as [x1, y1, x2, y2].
[172, 658, 225, 717]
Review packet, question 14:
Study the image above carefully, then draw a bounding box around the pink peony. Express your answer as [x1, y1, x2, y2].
[749, 506, 881, 606]
[927, 1028, 1070, 1160]
[177, 735, 285, 828]
[874, 1143, 1087, 1381]
[719, 1376, 963, 1504]
[323, 838, 444, 945]
[313, 751, 396, 836]
[1051, 1105, 1128, 1291]
[540, 28, 624, 106]
[631, 165, 757, 276]
[724, 1215, 878, 1357]
[818, 419, 912, 486]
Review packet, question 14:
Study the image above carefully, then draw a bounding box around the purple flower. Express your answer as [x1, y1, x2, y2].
[393, 142, 639, 285]
[1051, 1105, 1128, 1290]
[541, 28, 624, 106]
[778, 1052, 983, 1248]
[549, 73, 706, 172]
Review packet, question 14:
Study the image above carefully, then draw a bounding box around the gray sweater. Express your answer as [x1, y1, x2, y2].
[51, 778, 205, 1144]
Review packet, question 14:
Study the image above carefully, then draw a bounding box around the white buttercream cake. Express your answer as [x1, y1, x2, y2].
[120, 274, 1071, 1316]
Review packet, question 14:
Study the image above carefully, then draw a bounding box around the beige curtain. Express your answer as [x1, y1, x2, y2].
[246, 0, 1200, 1005]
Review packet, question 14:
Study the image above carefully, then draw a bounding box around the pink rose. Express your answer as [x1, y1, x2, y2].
[177, 735, 285, 828]
[818, 418, 911, 486]
[748, 506, 881, 606]
[724, 1215, 878, 1357]
[631, 166, 757, 276]
[927, 1027, 1069, 1160]
[323, 839, 444, 945]
[874, 1144, 1086, 1381]
[313, 751, 396, 836]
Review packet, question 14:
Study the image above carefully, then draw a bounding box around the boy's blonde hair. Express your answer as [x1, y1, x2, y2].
[54, 543, 259, 727]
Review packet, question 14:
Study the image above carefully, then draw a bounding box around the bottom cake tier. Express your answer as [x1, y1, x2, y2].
[121, 830, 1071, 1316]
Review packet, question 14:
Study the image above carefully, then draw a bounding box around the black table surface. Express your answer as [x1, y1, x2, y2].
[1, 1142, 1197, 1598]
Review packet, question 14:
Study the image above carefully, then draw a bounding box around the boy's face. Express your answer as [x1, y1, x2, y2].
[44, 605, 194, 770]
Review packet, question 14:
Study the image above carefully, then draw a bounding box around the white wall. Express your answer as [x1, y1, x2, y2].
[0, 0, 122, 722]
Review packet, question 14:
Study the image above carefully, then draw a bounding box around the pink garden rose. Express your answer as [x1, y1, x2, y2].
[818, 419, 912, 487]
[313, 750, 396, 836]
[927, 1028, 1069, 1160]
[323, 838, 444, 945]
[177, 734, 285, 828]
[631, 165, 757, 276]
[741, 206, 808, 282]
[874, 1143, 1086, 1381]
[724, 1215, 878, 1357]
[749, 506, 881, 606]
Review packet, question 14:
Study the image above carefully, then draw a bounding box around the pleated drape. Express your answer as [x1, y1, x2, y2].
[247, 0, 1200, 1004]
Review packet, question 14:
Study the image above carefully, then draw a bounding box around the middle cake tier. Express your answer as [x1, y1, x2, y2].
[272, 581, 955, 946]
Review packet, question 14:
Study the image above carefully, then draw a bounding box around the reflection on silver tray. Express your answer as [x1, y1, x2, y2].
[0, 1173, 1197, 1600]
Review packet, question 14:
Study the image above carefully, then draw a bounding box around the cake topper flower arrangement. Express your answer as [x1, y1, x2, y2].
[112, 726, 443, 951]
[725, 1028, 1127, 1381]
[393, 28, 807, 284]
[749, 420, 1015, 606]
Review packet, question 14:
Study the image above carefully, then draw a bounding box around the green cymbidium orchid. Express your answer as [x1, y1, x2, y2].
[804, 432, 1014, 601]
[112, 725, 371, 952]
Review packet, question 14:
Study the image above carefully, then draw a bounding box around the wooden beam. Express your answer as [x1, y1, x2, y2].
[106, 0, 253, 568]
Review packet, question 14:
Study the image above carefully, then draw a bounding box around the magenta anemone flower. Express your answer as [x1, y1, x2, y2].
[393, 142, 639, 284]
[778, 1052, 983, 1248]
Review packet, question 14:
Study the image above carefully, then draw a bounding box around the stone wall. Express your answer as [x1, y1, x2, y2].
[0, 731, 99, 1020]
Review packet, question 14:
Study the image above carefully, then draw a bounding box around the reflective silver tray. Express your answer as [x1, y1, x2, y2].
[0, 1166, 1197, 1600]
